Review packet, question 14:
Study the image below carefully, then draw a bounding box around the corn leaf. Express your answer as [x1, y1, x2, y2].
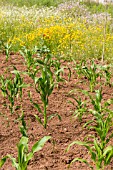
[32, 136, 51, 153]
[35, 114, 43, 125]
[0, 156, 8, 167]
[48, 113, 62, 121]
[68, 158, 93, 170]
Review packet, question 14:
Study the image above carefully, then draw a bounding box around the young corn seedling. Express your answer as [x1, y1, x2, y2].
[37, 45, 70, 85]
[67, 89, 113, 170]
[20, 46, 38, 80]
[1, 41, 12, 61]
[16, 111, 28, 137]
[74, 59, 86, 79]
[52, 59, 64, 85]
[82, 60, 100, 92]
[0, 136, 51, 170]
[69, 96, 87, 122]
[83, 88, 102, 114]
[74, 60, 100, 92]
[0, 67, 27, 113]
[28, 46, 61, 128]
[20, 113, 28, 137]
[36, 45, 52, 68]
[29, 66, 54, 129]
[99, 64, 112, 87]
[52, 60, 71, 86]
[0, 75, 8, 98]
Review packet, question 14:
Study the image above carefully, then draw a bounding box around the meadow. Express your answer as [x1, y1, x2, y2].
[1, 0, 113, 61]
[0, 0, 113, 170]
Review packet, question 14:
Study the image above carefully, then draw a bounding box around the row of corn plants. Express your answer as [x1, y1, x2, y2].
[67, 88, 113, 170]
[67, 60, 113, 169]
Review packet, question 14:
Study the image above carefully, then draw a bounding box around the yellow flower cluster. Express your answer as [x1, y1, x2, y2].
[1, 11, 113, 60]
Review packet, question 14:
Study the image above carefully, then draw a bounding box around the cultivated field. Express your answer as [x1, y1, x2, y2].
[0, 1, 113, 170]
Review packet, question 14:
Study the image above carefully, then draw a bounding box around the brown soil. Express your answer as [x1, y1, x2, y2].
[0, 53, 113, 170]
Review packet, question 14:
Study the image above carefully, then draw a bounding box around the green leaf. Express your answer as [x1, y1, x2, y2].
[26, 152, 33, 162]
[36, 59, 44, 65]
[18, 136, 28, 146]
[34, 77, 39, 84]
[32, 102, 42, 113]
[7, 155, 18, 169]
[94, 139, 101, 157]
[32, 136, 51, 153]
[48, 85, 54, 96]
[28, 92, 42, 113]
[0, 156, 8, 167]
[0, 155, 18, 169]
[103, 146, 113, 156]
[66, 141, 90, 152]
[104, 146, 113, 165]
[68, 158, 93, 169]
[18, 137, 28, 165]
[48, 113, 62, 121]
[83, 120, 94, 128]
[19, 83, 30, 88]
[35, 114, 43, 125]
[11, 70, 20, 74]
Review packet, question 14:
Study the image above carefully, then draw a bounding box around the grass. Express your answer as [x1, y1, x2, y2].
[81, 0, 113, 17]
[0, 0, 70, 7]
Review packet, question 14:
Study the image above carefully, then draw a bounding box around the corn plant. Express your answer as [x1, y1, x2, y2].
[17, 112, 28, 137]
[27, 45, 62, 128]
[20, 46, 38, 80]
[69, 96, 87, 122]
[75, 60, 100, 92]
[83, 88, 102, 114]
[0, 136, 51, 170]
[29, 66, 54, 129]
[21, 45, 62, 129]
[21, 45, 67, 87]
[1, 41, 12, 61]
[37, 45, 70, 85]
[0, 75, 8, 98]
[52, 60, 65, 84]
[52, 60, 72, 86]
[67, 89, 113, 170]
[82, 60, 101, 92]
[99, 64, 112, 87]
[74, 59, 86, 79]
[0, 67, 27, 113]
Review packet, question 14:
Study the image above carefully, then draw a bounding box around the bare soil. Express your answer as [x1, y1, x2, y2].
[0, 53, 113, 170]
